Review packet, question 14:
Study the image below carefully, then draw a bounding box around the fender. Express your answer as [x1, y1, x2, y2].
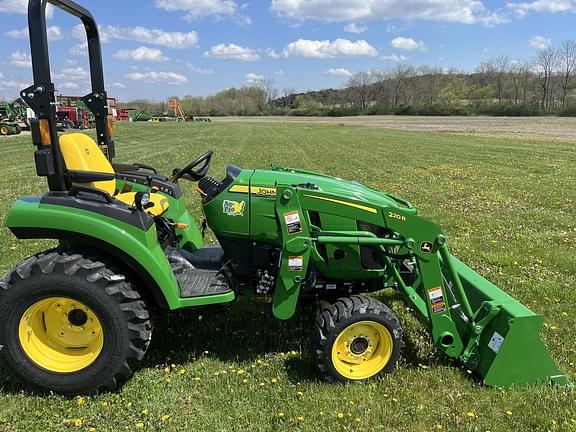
[4, 196, 181, 309]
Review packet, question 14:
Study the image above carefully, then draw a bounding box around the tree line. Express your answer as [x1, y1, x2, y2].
[121, 40, 576, 117]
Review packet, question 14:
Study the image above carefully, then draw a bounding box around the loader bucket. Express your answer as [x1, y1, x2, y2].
[451, 258, 567, 388]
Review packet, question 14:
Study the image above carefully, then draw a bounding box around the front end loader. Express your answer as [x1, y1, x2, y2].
[0, 0, 565, 395]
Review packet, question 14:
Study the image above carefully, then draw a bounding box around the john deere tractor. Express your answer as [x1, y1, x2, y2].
[0, 0, 566, 395]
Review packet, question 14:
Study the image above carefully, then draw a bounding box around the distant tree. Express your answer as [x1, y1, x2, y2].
[558, 40, 576, 108]
[536, 47, 557, 111]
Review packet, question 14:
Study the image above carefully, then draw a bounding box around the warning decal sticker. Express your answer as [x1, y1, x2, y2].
[428, 286, 446, 314]
[284, 211, 302, 234]
[288, 256, 303, 271]
[488, 331, 504, 353]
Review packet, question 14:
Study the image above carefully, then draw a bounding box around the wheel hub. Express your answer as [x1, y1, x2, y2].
[331, 321, 394, 380]
[68, 308, 88, 327]
[350, 337, 369, 355]
[18, 297, 104, 373]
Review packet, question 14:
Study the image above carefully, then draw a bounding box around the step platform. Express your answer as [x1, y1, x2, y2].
[166, 246, 233, 299]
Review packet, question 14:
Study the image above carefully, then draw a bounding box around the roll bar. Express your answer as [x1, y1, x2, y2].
[21, 0, 114, 192]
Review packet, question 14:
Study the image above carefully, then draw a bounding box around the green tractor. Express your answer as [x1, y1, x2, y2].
[0, 0, 566, 395]
[0, 104, 22, 137]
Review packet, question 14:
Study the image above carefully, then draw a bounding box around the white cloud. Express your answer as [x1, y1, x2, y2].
[508, 0, 576, 16]
[381, 53, 409, 61]
[73, 24, 198, 49]
[271, 0, 506, 25]
[9, 51, 32, 68]
[528, 35, 552, 49]
[69, 42, 88, 57]
[325, 68, 353, 77]
[6, 26, 64, 41]
[266, 48, 282, 59]
[0, 77, 30, 89]
[344, 23, 367, 33]
[54, 67, 89, 81]
[154, 0, 239, 20]
[112, 82, 127, 89]
[0, 0, 53, 17]
[390, 37, 425, 51]
[114, 46, 169, 63]
[282, 38, 378, 59]
[204, 43, 261, 61]
[5, 28, 26, 38]
[186, 63, 214, 74]
[274, 70, 284, 75]
[245, 72, 266, 85]
[59, 82, 80, 90]
[125, 71, 188, 85]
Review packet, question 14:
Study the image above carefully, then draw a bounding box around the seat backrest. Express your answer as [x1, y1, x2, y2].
[59, 133, 116, 195]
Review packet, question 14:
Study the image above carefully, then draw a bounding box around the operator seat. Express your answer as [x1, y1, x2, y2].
[59, 133, 169, 217]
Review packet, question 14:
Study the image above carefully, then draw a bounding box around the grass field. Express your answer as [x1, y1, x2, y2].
[0, 121, 574, 432]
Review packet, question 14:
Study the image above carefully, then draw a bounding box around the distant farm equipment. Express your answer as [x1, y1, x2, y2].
[131, 112, 153, 122]
[0, 98, 31, 136]
[167, 98, 186, 122]
[192, 116, 212, 122]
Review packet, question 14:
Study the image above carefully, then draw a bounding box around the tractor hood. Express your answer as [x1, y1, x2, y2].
[251, 165, 416, 213]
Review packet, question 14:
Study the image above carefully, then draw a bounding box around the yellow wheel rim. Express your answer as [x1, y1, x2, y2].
[331, 320, 393, 380]
[18, 297, 104, 373]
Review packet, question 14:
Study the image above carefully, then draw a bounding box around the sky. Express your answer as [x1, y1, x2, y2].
[0, 0, 575, 101]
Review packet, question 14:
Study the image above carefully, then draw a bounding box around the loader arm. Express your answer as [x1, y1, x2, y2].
[271, 186, 566, 387]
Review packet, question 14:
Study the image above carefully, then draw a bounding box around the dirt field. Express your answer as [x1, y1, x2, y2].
[216, 115, 576, 143]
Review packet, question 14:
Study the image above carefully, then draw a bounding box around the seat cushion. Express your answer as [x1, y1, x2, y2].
[115, 192, 170, 217]
[59, 133, 116, 195]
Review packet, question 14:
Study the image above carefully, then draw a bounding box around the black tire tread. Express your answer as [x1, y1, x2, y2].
[313, 294, 403, 383]
[0, 249, 152, 394]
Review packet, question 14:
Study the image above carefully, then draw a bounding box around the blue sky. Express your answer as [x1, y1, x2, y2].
[1, 0, 575, 101]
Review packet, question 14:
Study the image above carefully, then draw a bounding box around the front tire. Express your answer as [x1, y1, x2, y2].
[0, 250, 152, 395]
[313, 295, 403, 383]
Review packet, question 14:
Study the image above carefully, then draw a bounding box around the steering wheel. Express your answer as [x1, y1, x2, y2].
[170, 150, 213, 182]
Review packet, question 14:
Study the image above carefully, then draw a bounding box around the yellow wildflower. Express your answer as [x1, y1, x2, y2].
[297, 391, 304, 396]
[271, 378, 278, 384]
[165, 378, 171, 383]
[505, 410, 512, 416]
[127, 402, 133, 408]
[164, 367, 170, 373]
[141, 409, 149, 415]
[161, 415, 170, 422]
[89, 428, 96, 432]
[237, 369, 246, 375]
[337, 412, 345, 419]
[76, 396, 85, 406]
[74, 419, 83, 427]
[135, 422, 144, 430]
[277, 412, 285, 417]
[179, 369, 186, 375]
[296, 416, 304, 421]
[467, 411, 475, 418]
[242, 379, 248, 383]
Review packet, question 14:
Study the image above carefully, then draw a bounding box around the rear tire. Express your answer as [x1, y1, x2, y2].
[0, 250, 152, 395]
[313, 295, 403, 383]
[0, 124, 10, 136]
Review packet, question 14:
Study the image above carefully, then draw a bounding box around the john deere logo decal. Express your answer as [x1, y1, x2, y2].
[223, 200, 245, 216]
[420, 242, 433, 253]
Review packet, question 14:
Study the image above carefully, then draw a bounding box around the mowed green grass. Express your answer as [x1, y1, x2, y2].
[0, 121, 574, 432]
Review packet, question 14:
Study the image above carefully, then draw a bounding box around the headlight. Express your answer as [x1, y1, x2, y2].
[135, 191, 151, 211]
